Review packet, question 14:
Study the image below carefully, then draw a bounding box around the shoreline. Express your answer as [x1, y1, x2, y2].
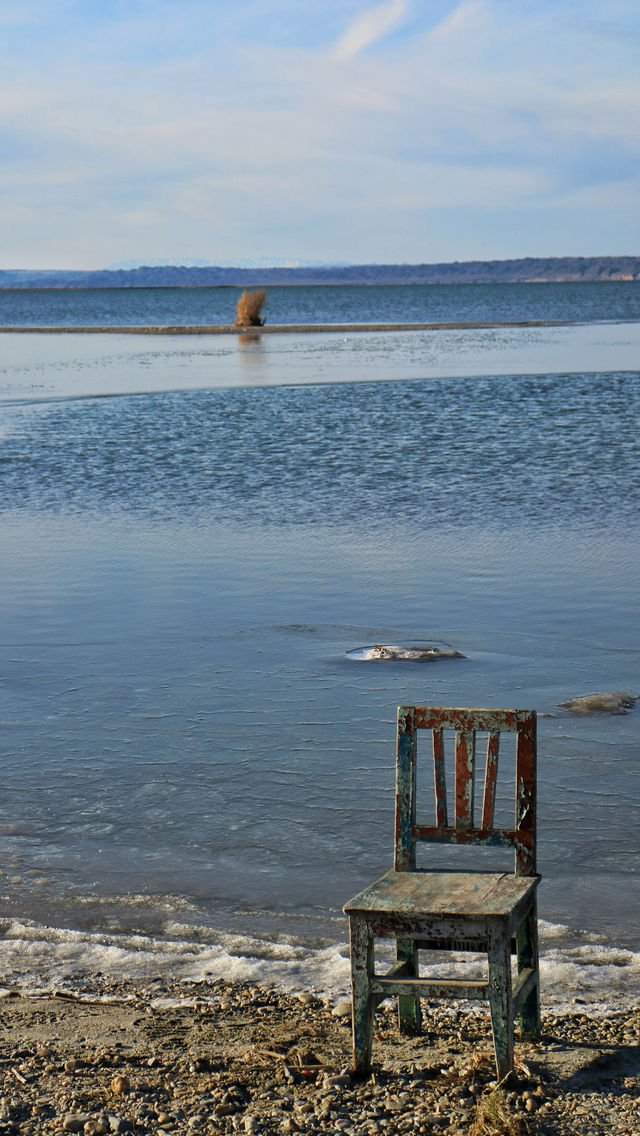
[0, 319, 573, 335]
[0, 979, 636, 1135]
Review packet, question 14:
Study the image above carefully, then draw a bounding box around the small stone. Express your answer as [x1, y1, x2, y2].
[63, 1115, 90, 1133]
[331, 1000, 352, 1019]
[107, 1119, 133, 1135]
[110, 1075, 131, 1095]
[324, 1074, 351, 1089]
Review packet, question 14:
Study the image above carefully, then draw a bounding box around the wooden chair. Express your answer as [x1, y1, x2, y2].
[343, 706, 541, 1080]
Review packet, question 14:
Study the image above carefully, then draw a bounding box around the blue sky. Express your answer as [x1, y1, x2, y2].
[1, 0, 639, 268]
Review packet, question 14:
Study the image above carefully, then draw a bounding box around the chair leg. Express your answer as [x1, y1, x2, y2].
[349, 916, 375, 1075]
[396, 937, 422, 1035]
[487, 919, 513, 1081]
[516, 900, 541, 1039]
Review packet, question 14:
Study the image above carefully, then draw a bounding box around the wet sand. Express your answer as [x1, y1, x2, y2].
[0, 978, 637, 1134]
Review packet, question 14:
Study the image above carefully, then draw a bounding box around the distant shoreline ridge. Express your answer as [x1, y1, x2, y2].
[2, 255, 640, 290]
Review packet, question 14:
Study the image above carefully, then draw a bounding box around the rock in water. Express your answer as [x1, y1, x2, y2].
[346, 643, 463, 662]
[559, 691, 637, 714]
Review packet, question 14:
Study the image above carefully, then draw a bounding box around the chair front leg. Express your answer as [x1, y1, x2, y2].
[516, 898, 541, 1039]
[349, 916, 375, 1075]
[487, 918, 514, 1081]
[396, 937, 422, 1035]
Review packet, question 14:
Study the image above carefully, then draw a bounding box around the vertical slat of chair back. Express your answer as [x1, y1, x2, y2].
[514, 712, 537, 875]
[395, 706, 417, 870]
[396, 707, 537, 876]
[454, 730, 476, 830]
[432, 728, 447, 828]
[481, 731, 500, 828]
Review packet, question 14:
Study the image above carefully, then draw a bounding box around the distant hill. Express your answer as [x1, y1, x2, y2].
[1, 256, 640, 289]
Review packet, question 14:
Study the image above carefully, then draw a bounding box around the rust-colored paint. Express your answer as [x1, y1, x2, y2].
[454, 729, 475, 829]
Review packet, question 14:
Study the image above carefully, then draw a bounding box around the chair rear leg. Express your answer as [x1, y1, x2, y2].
[396, 937, 422, 1035]
[487, 920, 513, 1081]
[349, 916, 375, 1075]
[516, 901, 541, 1039]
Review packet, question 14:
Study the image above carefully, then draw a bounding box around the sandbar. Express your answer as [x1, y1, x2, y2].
[0, 319, 571, 335]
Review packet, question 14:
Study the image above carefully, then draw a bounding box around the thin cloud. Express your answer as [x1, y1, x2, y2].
[429, 0, 490, 44]
[331, 0, 407, 62]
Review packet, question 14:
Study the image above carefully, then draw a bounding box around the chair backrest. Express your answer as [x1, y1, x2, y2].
[394, 706, 537, 876]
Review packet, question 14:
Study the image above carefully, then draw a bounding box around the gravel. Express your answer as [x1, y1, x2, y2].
[0, 979, 636, 1135]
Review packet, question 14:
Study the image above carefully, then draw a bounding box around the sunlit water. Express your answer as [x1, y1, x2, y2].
[0, 284, 638, 1009]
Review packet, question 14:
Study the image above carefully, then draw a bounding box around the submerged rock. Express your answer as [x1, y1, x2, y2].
[559, 691, 637, 715]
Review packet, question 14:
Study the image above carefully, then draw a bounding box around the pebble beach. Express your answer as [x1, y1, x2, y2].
[0, 979, 637, 1136]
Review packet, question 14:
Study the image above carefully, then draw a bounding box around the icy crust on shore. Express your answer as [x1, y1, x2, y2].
[0, 916, 637, 1015]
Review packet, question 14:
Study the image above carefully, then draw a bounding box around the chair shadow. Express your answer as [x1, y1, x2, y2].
[530, 1038, 639, 1092]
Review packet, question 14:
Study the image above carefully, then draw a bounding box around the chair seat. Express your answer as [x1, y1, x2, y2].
[345, 869, 539, 920]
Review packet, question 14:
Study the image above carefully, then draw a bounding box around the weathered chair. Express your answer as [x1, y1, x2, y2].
[343, 706, 540, 1079]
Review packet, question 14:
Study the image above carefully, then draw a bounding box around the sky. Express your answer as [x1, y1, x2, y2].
[1, 0, 639, 269]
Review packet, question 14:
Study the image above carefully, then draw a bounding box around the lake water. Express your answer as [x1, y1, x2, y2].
[0, 283, 638, 1011]
[3, 278, 640, 327]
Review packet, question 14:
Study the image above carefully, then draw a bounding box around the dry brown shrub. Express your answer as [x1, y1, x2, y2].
[469, 1089, 532, 1136]
[234, 289, 266, 327]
